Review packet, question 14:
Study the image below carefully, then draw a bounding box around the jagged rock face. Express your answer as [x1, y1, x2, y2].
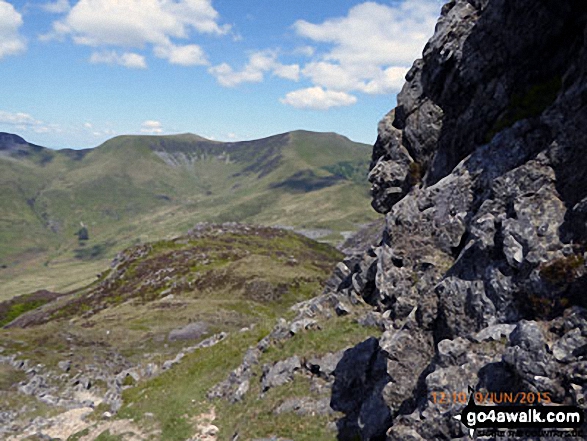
[332, 0, 587, 439]
[369, 0, 587, 213]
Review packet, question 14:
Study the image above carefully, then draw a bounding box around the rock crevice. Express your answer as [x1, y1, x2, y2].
[329, 0, 587, 439]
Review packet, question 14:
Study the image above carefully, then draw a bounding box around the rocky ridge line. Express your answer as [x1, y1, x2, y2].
[318, 0, 587, 439]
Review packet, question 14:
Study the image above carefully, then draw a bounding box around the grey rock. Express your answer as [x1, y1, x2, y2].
[552, 328, 587, 362]
[289, 318, 317, 334]
[436, 337, 470, 367]
[379, 325, 434, 412]
[261, 356, 301, 392]
[143, 362, 158, 377]
[185, 332, 228, 352]
[435, 277, 496, 338]
[304, 351, 344, 380]
[309, 0, 587, 439]
[19, 374, 49, 396]
[256, 336, 271, 352]
[357, 311, 389, 330]
[208, 347, 260, 402]
[334, 302, 351, 316]
[502, 232, 525, 268]
[471, 324, 516, 343]
[269, 318, 291, 341]
[116, 369, 140, 385]
[57, 360, 71, 372]
[330, 337, 391, 440]
[508, 321, 546, 352]
[274, 397, 333, 416]
[162, 352, 185, 370]
[386, 427, 426, 441]
[168, 321, 208, 341]
[233, 379, 249, 402]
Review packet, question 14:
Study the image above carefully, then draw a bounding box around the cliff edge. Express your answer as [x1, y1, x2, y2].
[326, 0, 587, 439]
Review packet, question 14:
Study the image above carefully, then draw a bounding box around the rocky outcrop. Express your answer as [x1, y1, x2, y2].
[168, 321, 209, 342]
[326, 0, 587, 439]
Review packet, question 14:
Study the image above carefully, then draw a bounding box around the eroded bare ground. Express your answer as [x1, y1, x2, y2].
[4, 394, 222, 441]
[190, 406, 218, 441]
[7, 409, 149, 441]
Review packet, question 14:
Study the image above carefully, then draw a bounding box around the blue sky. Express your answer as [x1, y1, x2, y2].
[0, 0, 443, 149]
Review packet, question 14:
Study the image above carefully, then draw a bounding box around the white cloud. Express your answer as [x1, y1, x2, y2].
[294, 1, 438, 67]
[0, 111, 42, 127]
[46, 0, 229, 67]
[42, 0, 71, 14]
[0, 1, 26, 60]
[0, 110, 61, 133]
[154, 42, 207, 66]
[209, 50, 299, 87]
[360, 66, 408, 94]
[279, 87, 357, 110]
[90, 50, 147, 69]
[82, 122, 116, 137]
[209, 62, 262, 87]
[293, 45, 315, 57]
[278, 0, 440, 107]
[141, 120, 163, 134]
[301, 61, 362, 92]
[273, 63, 300, 81]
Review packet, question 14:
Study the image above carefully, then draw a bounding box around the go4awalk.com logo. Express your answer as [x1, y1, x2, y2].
[454, 392, 585, 438]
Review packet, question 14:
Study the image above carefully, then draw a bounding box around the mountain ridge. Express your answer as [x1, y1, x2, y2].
[0, 129, 378, 299]
[0, 129, 361, 153]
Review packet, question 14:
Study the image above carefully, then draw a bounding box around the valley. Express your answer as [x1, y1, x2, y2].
[0, 131, 379, 299]
[0, 224, 379, 441]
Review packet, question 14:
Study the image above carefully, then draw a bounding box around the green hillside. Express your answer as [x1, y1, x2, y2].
[0, 131, 378, 299]
[0, 225, 377, 441]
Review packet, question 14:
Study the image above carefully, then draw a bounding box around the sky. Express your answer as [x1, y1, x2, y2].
[0, 0, 443, 149]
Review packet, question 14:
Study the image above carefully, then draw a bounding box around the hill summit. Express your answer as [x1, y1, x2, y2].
[0, 130, 378, 298]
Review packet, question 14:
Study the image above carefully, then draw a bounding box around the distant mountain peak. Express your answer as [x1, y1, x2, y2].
[0, 132, 28, 151]
[167, 133, 213, 142]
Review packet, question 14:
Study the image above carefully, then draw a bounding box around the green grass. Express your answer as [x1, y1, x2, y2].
[218, 377, 336, 441]
[94, 430, 125, 441]
[0, 290, 63, 327]
[67, 428, 90, 441]
[0, 224, 379, 440]
[41, 227, 342, 322]
[323, 159, 371, 185]
[1, 130, 376, 299]
[0, 299, 47, 326]
[0, 364, 27, 390]
[73, 240, 117, 261]
[117, 316, 376, 441]
[0, 225, 342, 361]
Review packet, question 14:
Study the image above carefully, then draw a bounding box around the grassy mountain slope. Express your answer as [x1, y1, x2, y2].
[0, 225, 378, 440]
[0, 131, 379, 299]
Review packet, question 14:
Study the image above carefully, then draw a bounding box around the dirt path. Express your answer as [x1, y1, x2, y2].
[191, 406, 219, 441]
